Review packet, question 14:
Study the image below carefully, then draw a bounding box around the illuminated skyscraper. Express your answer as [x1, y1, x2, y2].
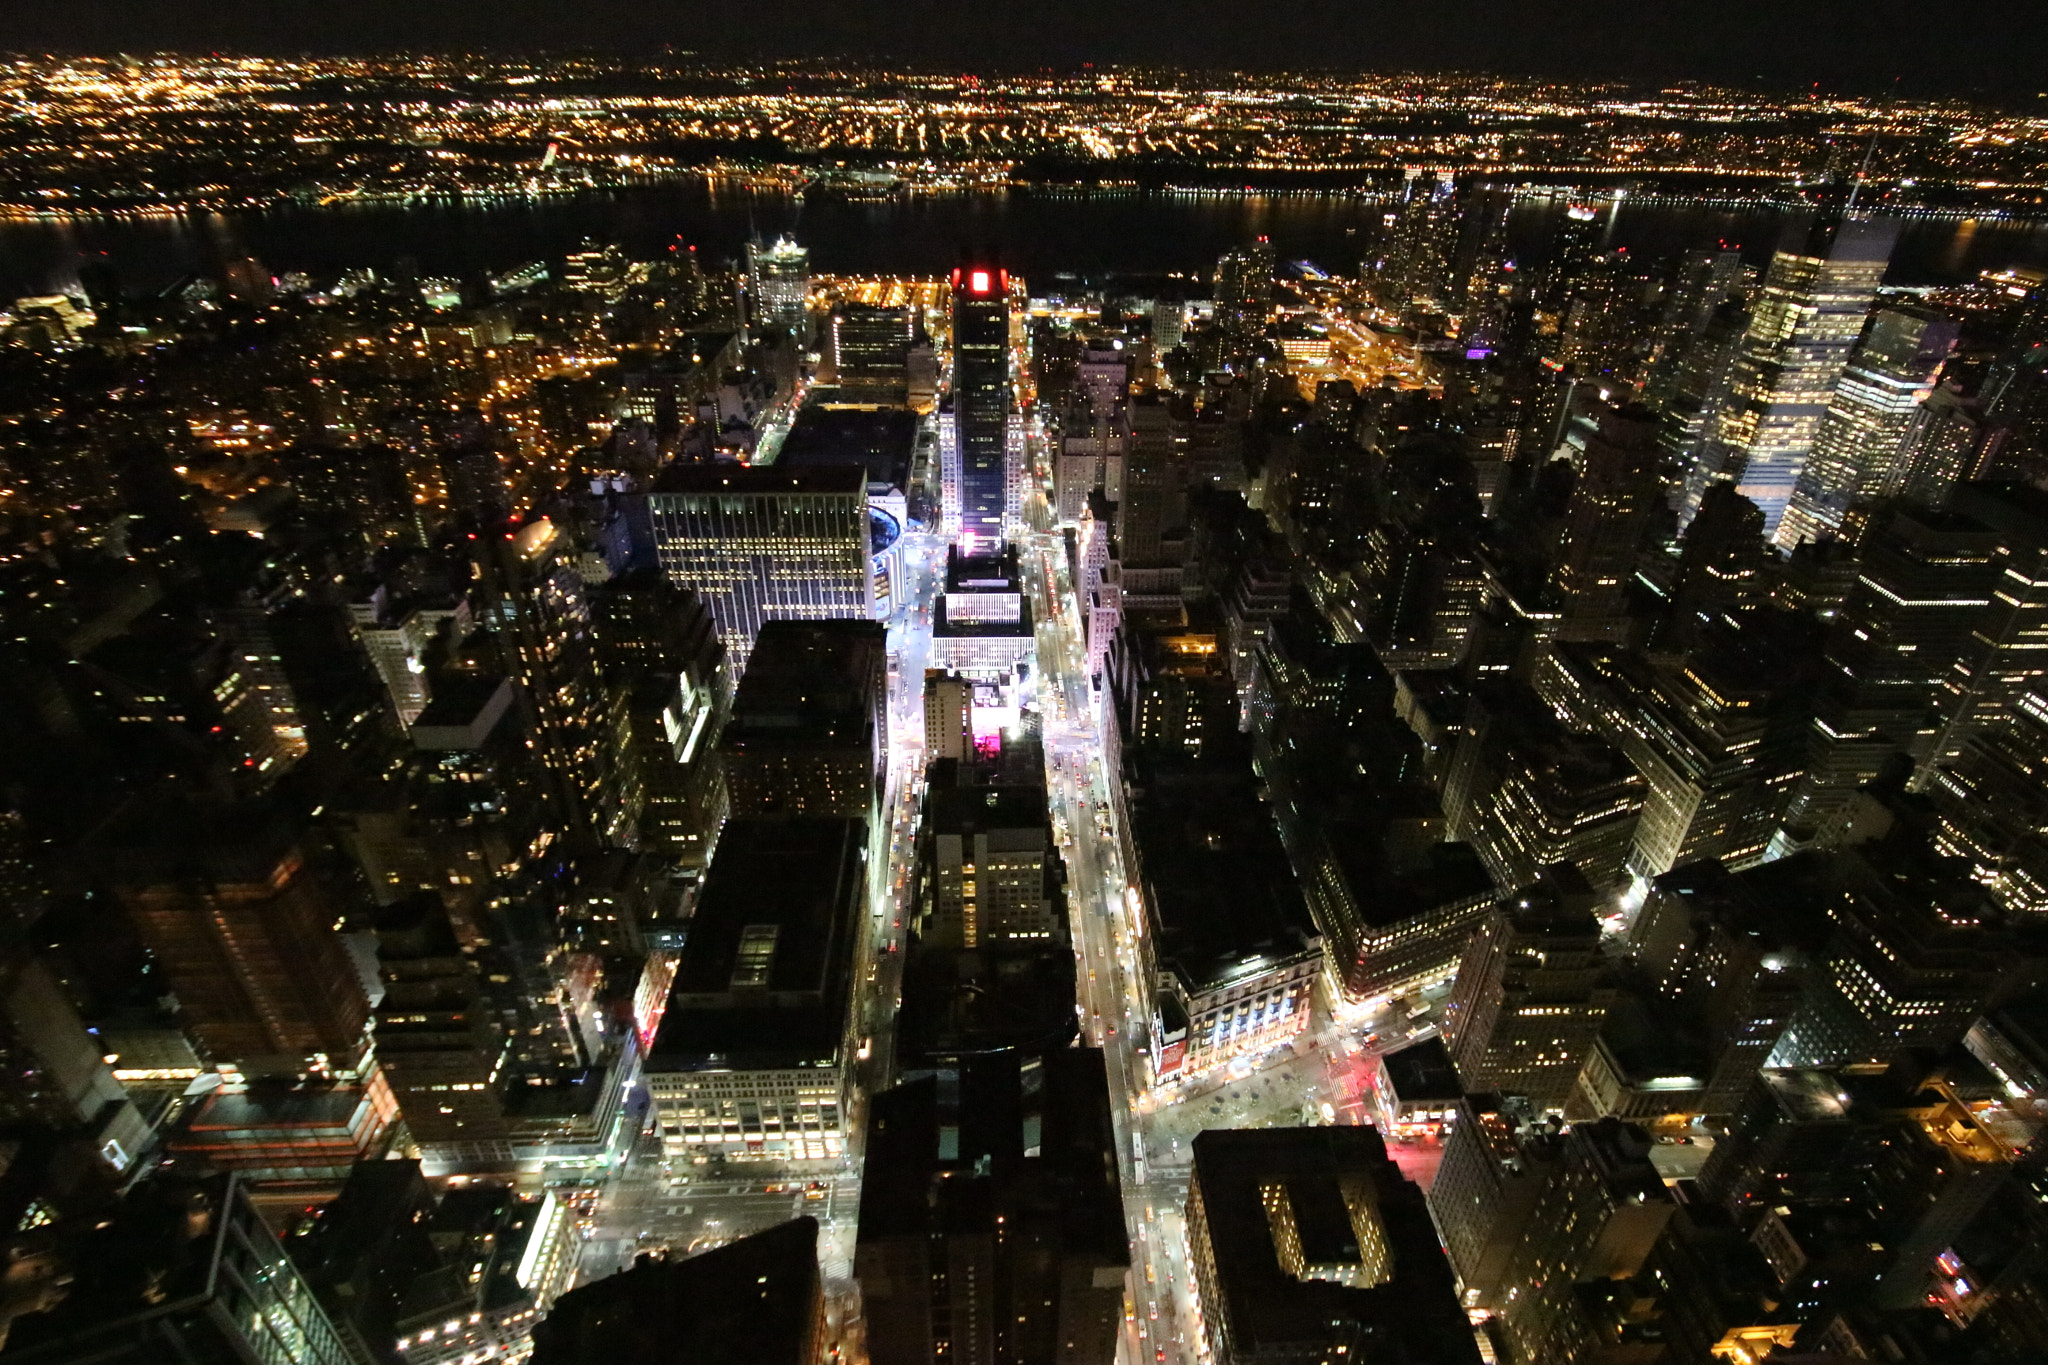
[561, 239, 626, 301]
[1624, 640, 1810, 878]
[1379, 169, 1458, 309]
[1549, 404, 1665, 643]
[473, 518, 633, 846]
[1538, 197, 1613, 317]
[1214, 238, 1276, 371]
[1928, 688, 2048, 915]
[828, 301, 915, 402]
[1767, 840, 2011, 1069]
[1776, 306, 1957, 549]
[1441, 866, 1612, 1113]
[1691, 214, 1898, 538]
[1787, 507, 2001, 829]
[1898, 383, 2000, 509]
[646, 464, 873, 670]
[588, 571, 731, 866]
[1923, 485, 2048, 775]
[746, 234, 810, 334]
[950, 263, 1013, 553]
[1642, 247, 1745, 408]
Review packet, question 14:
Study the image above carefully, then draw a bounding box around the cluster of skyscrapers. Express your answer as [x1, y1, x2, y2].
[7, 142, 2048, 1365]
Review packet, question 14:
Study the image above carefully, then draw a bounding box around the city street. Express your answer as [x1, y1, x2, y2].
[570, 370, 1437, 1365]
[573, 531, 950, 1301]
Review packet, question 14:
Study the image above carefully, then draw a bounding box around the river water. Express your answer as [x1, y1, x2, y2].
[3, 183, 2046, 298]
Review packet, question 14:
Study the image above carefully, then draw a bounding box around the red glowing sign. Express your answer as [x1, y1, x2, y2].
[971, 270, 991, 294]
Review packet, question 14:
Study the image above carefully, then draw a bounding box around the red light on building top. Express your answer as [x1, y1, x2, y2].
[954, 267, 1006, 296]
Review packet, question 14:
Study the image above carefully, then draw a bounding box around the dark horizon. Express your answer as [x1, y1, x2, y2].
[8, 1, 2045, 102]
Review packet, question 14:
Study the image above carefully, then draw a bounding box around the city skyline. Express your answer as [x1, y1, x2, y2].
[6, 37, 2048, 1365]
[1, 5, 2040, 99]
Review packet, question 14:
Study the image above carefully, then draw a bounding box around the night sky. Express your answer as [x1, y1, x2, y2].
[6, 1, 2043, 101]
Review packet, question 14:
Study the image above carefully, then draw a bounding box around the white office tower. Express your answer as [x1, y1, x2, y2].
[1776, 306, 1958, 550]
[1687, 214, 1897, 540]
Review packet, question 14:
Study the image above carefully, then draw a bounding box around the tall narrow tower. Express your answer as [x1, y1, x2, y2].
[1776, 306, 1957, 549]
[746, 234, 811, 335]
[1690, 213, 1898, 539]
[950, 263, 1013, 555]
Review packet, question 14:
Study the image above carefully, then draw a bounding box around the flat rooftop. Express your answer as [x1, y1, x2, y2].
[531, 1217, 821, 1365]
[778, 404, 916, 492]
[1377, 1037, 1464, 1105]
[649, 462, 865, 498]
[1127, 743, 1319, 996]
[1188, 1128, 1479, 1363]
[722, 620, 884, 752]
[650, 817, 867, 1072]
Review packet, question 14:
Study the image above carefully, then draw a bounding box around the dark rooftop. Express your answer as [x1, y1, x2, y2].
[1127, 740, 1319, 996]
[649, 462, 865, 497]
[1328, 838, 1496, 930]
[857, 1049, 1127, 1270]
[531, 1217, 822, 1365]
[925, 782, 1051, 837]
[1378, 1037, 1465, 1105]
[722, 620, 884, 753]
[650, 818, 866, 1072]
[1188, 1128, 1480, 1364]
[410, 674, 514, 750]
[777, 404, 916, 492]
[897, 943, 1079, 1065]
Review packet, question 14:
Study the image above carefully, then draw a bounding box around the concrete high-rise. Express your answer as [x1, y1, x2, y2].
[951, 263, 1014, 554]
[856, 1049, 1128, 1365]
[829, 301, 915, 401]
[923, 668, 974, 762]
[473, 517, 634, 847]
[1768, 839, 2014, 1070]
[107, 811, 371, 1073]
[1377, 169, 1459, 309]
[1923, 484, 2048, 775]
[588, 570, 731, 867]
[1548, 403, 1665, 642]
[1488, 1119, 1675, 1365]
[918, 781, 1062, 948]
[647, 464, 873, 670]
[719, 620, 885, 822]
[1787, 506, 2002, 829]
[1441, 866, 1612, 1113]
[642, 818, 868, 1163]
[1692, 214, 1898, 539]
